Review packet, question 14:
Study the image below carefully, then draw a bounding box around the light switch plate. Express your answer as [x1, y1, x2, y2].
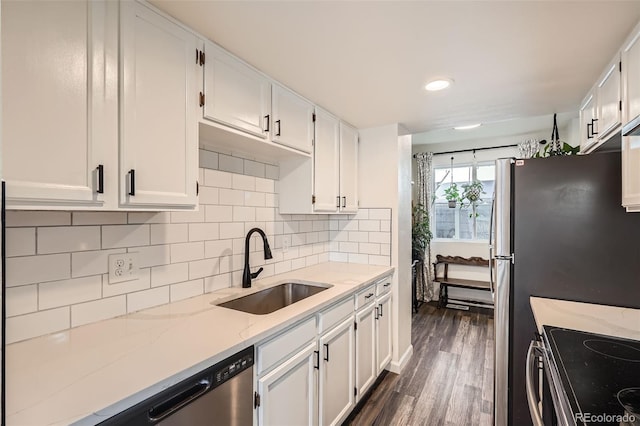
[108, 252, 139, 284]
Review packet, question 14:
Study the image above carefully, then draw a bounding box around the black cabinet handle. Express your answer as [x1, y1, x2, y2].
[384, 283, 391, 288]
[96, 164, 104, 194]
[128, 169, 136, 196]
[379, 303, 383, 317]
[314, 350, 320, 370]
[264, 115, 270, 132]
[342, 196, 346, 208]
[586, 122, 593, 139]
[364, 293, 374, 300]
[591, 118, 598, 135]
[336, 196, 340, 208]
[275, 120, 281, 136]
[323, 344, 329, 362]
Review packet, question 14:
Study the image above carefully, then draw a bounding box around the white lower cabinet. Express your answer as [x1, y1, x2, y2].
[256, 341, 318, 426]
[355, 300, 377, 399]
[319, 317, 355, 426]
[376, 292, 393, 375]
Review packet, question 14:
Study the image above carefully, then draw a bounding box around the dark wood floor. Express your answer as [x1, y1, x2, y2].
[345, 303, 494, 426]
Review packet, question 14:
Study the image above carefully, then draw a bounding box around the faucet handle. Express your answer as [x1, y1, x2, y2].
[250, 267, 264, 279]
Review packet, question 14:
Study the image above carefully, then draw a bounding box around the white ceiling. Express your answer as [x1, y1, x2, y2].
[151, 0, 640, 137]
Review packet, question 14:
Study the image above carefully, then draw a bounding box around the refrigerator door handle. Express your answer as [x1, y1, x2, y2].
[489, 198, 495, 298]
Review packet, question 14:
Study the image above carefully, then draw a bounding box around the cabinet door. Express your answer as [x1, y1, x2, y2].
[339, 123, 358, 213]
[623, 26, 640, 128]
[596, 57, 622, 142]
[272, 84, 314, 154]
[579, 91, 597, 153]
[257, 342, 318, 426]
[376, 293, 393, 375]
[355, 303, 377, 399]
[1, 0, 115, 208]
[120, 1, 198, 208]
[319, 317, 355, 426]
[313, 109, 340, 213]
[622, 137, 640, 210]
[203, 41, 270, 139]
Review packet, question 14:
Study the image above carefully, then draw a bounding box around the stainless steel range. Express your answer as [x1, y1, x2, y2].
[528, 327, 640, 426]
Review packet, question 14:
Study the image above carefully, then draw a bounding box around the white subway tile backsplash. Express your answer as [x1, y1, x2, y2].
[171, 242, 204, 263]
[170, 279, 204, 302]
[7, 307, 70, 344]
[233, 206, 255, 222]
[339, 242, 359, 254]
[6, 228, 36, 257]
[103, 269, 151, 297]
[353, 210, 369, 220]
[219, 189, 245, 206]
[150, 224, 188, 245]
[380, 220, 391, 232]
[204, 273, 231, 293]
[7, 254, 70, 287]
[305, 255, 320, 266]
[189, 223, 219, 242]
[151, 263, 189, 287]
[369, 255, 391, 266]
[359, 243, 381, 255]
[245, 191, 266, 207]
[255, 177, 274, 193]
[380, 244, 391, 256]
[369, 231, 391, 244]
[348, 231, 368, 243]
[6, 211, 70, 227]
[128, 212, 171, 224]
[329, 252, 348, 262]
[39, 276, 102, 310]
[127, 287, 170, 313]
[72, 249, 126, 278]
[71, 296, 126, 328]
[72, 212, 127, 226]
[102, 225, 149, 249]
[265, 193, 277, 208]
[369, 209, 391, 220]
[340, 220, 358, 231]
[243, 160, 265, 178]
[199, 187, 219, 205]
[206, 205, 233, 223]
[38, 226, 101, 254]
[189, 258, 219, 280]
[219, 154, 244, 174]
[199, 149, 219, 170]
[204, 169, 232, 188]
[135, 245, 171, 268]
[359, 220, 380, 232]
[232, 174, 255, 191]
[265, 164, 279, 180]
[274, 260, 292, 274]
[256, 207, 275, 222]
[171, 209, 205, 224]
[348, 254, 369, 264]
[291, 257, 306, 270]
[6, 285, 38, 317]
[205, 239, 233, 258]
[219, 222, 245, 239]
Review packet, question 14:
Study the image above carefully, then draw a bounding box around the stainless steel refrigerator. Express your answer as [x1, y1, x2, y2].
[491, 153, 640, 426]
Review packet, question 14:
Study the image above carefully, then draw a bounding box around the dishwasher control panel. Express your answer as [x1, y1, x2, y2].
[214, 347, 254, 386]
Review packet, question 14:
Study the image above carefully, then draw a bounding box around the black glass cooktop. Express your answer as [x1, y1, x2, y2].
[544, 326, 640, 425]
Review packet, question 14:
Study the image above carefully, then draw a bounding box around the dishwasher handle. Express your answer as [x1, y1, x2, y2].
[148, 378, 212, 422]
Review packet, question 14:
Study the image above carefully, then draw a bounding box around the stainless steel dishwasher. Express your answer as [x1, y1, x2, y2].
[100, 346, 254, 425]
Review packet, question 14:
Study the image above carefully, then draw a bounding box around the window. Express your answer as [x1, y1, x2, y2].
[433, 162, 495, 240]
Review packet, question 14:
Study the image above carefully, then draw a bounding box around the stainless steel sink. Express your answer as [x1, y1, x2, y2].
[215, 282, 329, 315]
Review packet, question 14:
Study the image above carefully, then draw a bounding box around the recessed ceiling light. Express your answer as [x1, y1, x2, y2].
[425, 78, 453, 91]
[454, 123, 482, 130]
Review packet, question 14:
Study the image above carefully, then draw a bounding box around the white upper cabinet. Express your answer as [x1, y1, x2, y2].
[120, 1, 198, 208]
[595, 55, 622, 142]
[622, 23, 640, 211]
[579, 90, 597, 154]
[203, 41, 271, 139]
[272, 84, 314, 154]
[313, 109, 341, 212]
[339, 123, 359, 213]
[1, 0, 117, 209]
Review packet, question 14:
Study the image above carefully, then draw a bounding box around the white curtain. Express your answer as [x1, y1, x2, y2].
[414, 152, 434, 302]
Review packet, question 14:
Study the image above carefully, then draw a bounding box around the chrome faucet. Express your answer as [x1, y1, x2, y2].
[242, 227, 273, 288]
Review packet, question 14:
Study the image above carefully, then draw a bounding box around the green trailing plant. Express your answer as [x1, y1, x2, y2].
[443, 183, 461, 208]
[533, 139, 580, 158]
[460, 180, 485, 217]
[412, 203, 432, 262]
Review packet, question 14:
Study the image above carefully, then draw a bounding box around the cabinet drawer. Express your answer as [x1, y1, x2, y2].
[257, 316, 317, 374]
[376, 277, 392, 297]
[319, 296, 354, 334]
[355, 284, 376, 311]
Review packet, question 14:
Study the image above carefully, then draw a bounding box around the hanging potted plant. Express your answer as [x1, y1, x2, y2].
[444, 183, 460, 208]
[460, 180, 485, 216]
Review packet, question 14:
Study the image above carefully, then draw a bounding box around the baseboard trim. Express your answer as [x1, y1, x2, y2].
[388, 344, 413, 374]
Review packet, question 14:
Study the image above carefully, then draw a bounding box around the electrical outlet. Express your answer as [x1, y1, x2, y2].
[108, 253, 139, 284]
[282, 235, 291, 253]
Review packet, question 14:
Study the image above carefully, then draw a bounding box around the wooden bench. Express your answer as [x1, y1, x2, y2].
[433, 255, 493, 309]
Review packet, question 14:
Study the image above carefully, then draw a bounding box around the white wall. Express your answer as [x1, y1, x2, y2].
[359, 124, 413, 372]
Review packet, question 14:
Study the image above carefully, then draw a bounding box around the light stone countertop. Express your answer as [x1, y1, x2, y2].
[530, 297, 640, 341]
[6, 262, 394, 426]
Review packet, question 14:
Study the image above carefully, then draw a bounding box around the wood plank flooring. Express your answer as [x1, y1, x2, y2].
[345, 303, 494, 426]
